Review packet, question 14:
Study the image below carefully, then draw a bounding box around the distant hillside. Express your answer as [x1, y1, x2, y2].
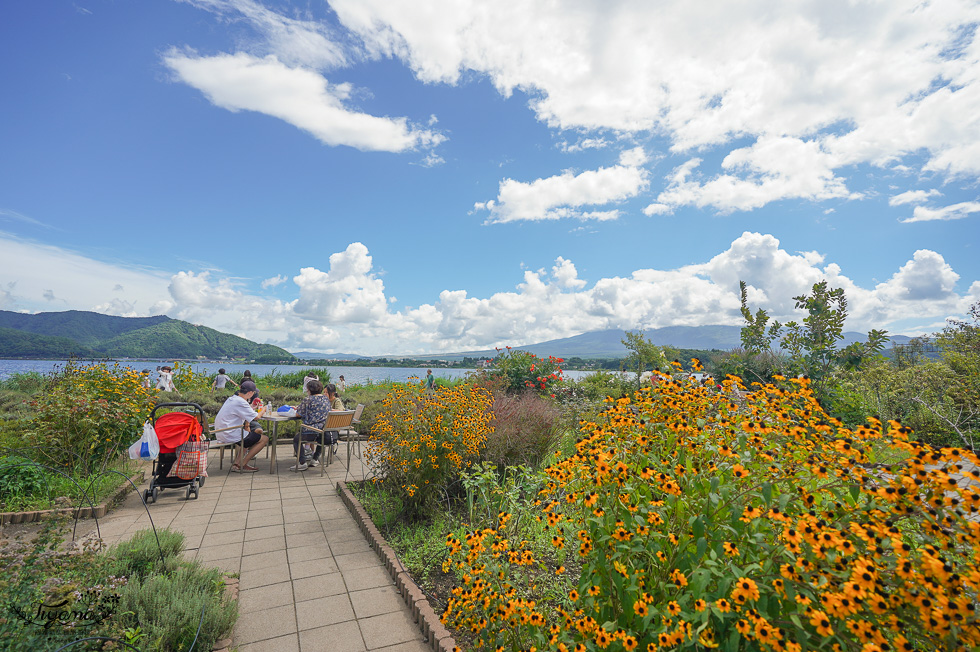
[399, 326, 914, 361]
[0, 310, 170, 347]
[292, 351, 372, 360]
[0, 326, 95, 359]
[0, 310, 293, 361]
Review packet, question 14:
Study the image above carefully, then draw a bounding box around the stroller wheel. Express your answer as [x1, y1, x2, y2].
[151, 486, 159, 502]
[199, 476, 206, 487]
[143, 489, 153, 505]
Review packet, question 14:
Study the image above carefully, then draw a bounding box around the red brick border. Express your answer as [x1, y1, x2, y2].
[0, 472, 144, 525]
[337, 481, 458, 652]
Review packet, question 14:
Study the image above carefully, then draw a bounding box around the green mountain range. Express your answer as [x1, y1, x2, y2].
[0, 310, 294, 362]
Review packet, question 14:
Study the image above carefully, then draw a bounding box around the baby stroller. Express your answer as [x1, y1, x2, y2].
[143, 402, 208, 504]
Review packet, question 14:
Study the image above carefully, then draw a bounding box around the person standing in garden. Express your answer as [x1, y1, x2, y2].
[213, 380, 267, 472]
[425, 369, 435, 390]
[155, 365, 175, 392]
[337, 375, 346, 393]
[212, 368, 238, 393]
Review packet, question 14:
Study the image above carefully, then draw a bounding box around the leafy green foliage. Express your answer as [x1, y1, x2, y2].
[117, 564, 236, 651]
[739, 280, 888, 402]
[490, 348, 564, 395]
[25, 360, 155, 473]
[366, 381, 494, 515]
[107, 529, 186, 581]
[621, 330, 668, 388]
[0, 456, 47, 502]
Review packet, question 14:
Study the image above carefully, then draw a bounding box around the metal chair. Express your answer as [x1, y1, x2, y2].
[209, 423, 247, 473]
[336, 404, 366, 468]
[299, 410, 355, 476]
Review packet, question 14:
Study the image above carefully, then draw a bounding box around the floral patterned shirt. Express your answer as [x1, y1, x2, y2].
[296, 394, 331, 435]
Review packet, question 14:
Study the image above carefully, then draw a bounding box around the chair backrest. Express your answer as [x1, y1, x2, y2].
[324, 410, 355, 429]
[352, 404, 365, 423]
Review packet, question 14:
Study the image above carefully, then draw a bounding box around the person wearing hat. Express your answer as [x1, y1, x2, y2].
[140, 369, 153, 389]
[213, 380, 268, 472]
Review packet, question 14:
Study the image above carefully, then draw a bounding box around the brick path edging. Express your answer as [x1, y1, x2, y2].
[0, 472, 145, 525]
[337, 481, 458, 652]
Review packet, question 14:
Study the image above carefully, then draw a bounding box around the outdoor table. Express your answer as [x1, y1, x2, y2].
[257, 412, 300, 474]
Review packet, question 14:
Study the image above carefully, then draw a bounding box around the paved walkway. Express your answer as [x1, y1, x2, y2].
[77, 445, 429, 652]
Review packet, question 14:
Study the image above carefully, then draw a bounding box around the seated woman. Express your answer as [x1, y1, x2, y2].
[291, 379, 330, 471]
[309, 383, 345, 466]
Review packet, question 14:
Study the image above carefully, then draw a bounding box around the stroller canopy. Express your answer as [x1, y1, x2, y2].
[155, 412, 203, 453]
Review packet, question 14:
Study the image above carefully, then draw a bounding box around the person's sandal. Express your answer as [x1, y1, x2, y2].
[242, 464, 259, 472]
[231, 464, 242, 473]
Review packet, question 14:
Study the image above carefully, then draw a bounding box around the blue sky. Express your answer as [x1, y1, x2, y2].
[1, 0, 978, 355]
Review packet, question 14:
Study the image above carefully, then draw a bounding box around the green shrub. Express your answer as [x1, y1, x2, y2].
[365, 381, 494, 515]
[484, 391, 563, 469]
[108, 528, 185, 581]
[25, 360, 155, 473]
[0, 371, 49, 393]
[117, 562, 237, 651]
[489, 348, 564, 395]
[0, 456, 48, 505]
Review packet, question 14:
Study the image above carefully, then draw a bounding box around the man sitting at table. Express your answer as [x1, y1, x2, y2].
[291, 379, 330, 471]
[214, 380, 268, 472]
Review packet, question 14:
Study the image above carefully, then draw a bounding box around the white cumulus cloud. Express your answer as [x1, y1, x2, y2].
[163, 51, 443, 153]
[901, 200, 980, 223]
[476, 148, 650, 223]
[330, 0, 980, 212]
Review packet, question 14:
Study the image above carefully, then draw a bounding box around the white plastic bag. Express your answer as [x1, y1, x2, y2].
[128, 422, 160, 460]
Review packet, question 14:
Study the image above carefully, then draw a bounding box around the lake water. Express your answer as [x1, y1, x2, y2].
[0, 359, 592, 384]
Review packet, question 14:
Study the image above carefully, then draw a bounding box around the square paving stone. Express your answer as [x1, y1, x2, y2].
[349, 586, 403, 619]
[295, 595, 356, 629]
[204, 529, 246, 546]
[328, 538, 371, 556]
[235, 603, 297, 645]
[197, 543, 244, 562]
[358, 611, 424, 650]
[238, 633, 300, 652]
[208, 510, 248, 524]
[297, 618, 365, 652]
[238, 580, 295, 615]
[244, 525, 286, 541]
[286, 543, 327, 564]
[207, 519, 248, 535]
[284, 521, 323, 535]
[333, 551, 380, 571]
[202, 555, 241, 575]
[244, 535, 286, 556]
[340, 566, 393, 592]
[239, 564, 293, 590]
[286, 532, 328, 548]
[370, 640, 430, 652]
[288, 559, 337, 581]
[293, 572, 348, 602]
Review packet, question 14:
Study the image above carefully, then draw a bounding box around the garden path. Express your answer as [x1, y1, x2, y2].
[76, 449, 428, 652]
